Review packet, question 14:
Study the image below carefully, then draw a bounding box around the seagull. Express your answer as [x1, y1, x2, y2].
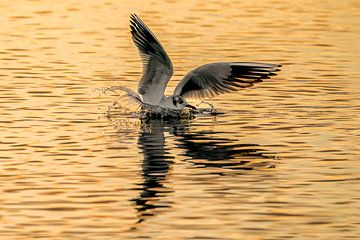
[128, 14, 281, 111]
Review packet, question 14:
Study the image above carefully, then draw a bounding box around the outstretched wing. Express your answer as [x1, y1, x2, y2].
[130, 14, 173, 105]
[174, 62, 281, 99]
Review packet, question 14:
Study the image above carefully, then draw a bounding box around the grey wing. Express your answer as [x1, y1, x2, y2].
[130, 14, 173, 105]
[174, 62, 281, 99]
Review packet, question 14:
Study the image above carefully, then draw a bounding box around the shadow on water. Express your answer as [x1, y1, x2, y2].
[112, 117, 278, 226]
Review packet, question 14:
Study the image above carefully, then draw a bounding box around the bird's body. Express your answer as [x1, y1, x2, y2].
[128, 14, 281, 112]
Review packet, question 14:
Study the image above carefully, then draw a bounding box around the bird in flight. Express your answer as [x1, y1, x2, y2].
[128, 14, 281, 111]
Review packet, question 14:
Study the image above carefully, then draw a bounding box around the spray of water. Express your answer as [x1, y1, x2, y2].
[95, 86, 220, 121]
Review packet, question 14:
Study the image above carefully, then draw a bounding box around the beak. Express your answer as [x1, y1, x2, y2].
[185, 104, 197, 110]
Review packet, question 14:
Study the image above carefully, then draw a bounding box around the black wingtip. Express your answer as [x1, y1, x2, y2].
[129, 14, 141, 29]
[130, 13, 138, 20]
[130, 14, 137, 24]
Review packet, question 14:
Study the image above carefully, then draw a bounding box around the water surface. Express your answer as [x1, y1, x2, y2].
[1, 0, 360, 239]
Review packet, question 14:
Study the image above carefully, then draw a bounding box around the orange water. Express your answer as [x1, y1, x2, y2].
[1, 0, 359, 239]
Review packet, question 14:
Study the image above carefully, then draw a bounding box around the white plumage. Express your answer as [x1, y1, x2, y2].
[129, 14, 281, 110]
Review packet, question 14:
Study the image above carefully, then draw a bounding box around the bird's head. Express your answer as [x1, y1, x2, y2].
[172, 95, 196, 109]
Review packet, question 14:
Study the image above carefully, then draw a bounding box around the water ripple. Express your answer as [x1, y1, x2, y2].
[0, 0, 359, 239]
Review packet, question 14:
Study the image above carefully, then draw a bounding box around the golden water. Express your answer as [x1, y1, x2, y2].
[1, 0, 360, 239]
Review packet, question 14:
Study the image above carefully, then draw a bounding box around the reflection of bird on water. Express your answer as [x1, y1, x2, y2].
[130, 120, 176, 224]
[175, 131, 277, 171]
[121, 14, 281, 114]
[129, 119, 277, 225]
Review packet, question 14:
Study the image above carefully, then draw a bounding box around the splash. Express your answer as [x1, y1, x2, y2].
[95, 86, 141, 114]
[95, 86, 220, 121]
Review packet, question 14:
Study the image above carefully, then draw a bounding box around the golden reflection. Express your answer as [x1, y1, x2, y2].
[0, 0, 359, 239]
